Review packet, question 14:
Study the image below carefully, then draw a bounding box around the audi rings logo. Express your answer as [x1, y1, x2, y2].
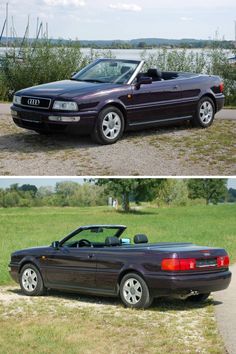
[27, 98, 40, 106]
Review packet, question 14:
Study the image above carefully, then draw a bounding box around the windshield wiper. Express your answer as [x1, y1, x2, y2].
[83, 79, 105, 83]
[71, 78, 105, 83]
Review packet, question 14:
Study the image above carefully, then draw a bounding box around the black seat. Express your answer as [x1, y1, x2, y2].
[105, 236, 120, 247]
[133, 234, 148, 244]
[147, 68, 162, 81]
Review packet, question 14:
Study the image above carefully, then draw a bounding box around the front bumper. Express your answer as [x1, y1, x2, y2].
[11, 105, 97, 134]
[9, 263, 20, 283]
[146, 269, 231, 297]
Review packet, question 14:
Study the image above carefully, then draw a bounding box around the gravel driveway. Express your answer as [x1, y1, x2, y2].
[0, 112, 235, 176]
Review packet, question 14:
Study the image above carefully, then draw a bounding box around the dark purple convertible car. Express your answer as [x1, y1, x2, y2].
[11, 58, 225, 144]
[9, 225, 231, 308]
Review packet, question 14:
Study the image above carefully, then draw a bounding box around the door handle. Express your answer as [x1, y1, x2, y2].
[88, 254, 94, 259]
[173, 85, 179, 90]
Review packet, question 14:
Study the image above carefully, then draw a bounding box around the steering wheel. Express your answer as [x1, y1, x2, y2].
[77, 239, 92, 248]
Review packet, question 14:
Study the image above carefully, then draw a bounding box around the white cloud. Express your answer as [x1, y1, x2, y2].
[180, 17, 193, 21]
[44, 0, 86, 7]
[109, 3, 142, 12]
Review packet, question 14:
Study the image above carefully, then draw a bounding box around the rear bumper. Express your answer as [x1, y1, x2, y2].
[215, 94, 225, 112]
[146, 270, 231, 297]
[11, 105, 97, 134]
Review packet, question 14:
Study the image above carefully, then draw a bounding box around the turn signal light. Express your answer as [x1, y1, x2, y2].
[161, 258, 196, 271]
[217, 255, 229, 268]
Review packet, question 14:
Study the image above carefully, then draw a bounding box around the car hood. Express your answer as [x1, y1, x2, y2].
[12, 246, 50, 256]
[17, 80, 121, 99]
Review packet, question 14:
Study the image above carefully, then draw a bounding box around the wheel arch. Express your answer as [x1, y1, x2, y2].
[199, 93, 216, 112]
[19, 258, 41, 274]
[118, 268, 146, 286]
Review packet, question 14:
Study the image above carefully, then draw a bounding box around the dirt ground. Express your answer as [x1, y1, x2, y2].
[0, 114, 235, 176]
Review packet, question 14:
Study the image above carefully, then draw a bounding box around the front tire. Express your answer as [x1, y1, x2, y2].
[91, 106, 124, 145]
[193, 97, 215, 128]
[120, 273, 153, 309]
[19, 264, 45, 296]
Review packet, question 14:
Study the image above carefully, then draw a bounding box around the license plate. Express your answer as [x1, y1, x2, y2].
[196, 259, 217, 268]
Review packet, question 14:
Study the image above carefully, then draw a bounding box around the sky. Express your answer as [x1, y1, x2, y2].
[0, 0, 235, 41]
[0, 178, 235, 190]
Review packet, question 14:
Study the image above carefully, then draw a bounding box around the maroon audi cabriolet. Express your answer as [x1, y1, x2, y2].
[9, 225, 231, 308]
[11, 58, 224, 144]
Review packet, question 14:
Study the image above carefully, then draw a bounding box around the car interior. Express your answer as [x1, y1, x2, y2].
[66, 234, 149, 248]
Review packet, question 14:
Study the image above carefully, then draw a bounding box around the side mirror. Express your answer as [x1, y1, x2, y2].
[51, 241, 60, 249]
[71, 72, 77, 78]
[136, 76, 152, 89]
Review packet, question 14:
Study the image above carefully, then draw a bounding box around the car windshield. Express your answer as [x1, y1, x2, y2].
[62, 227, 124, 247]
[73, 59, 140, 85]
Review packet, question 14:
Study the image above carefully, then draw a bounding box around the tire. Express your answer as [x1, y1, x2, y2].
[187, 293, 210, 302]
[120, 272, 153, 309]
[91, 106, 125, 145]
[19, 264, 46, 296]
[193, 97, 215, 128]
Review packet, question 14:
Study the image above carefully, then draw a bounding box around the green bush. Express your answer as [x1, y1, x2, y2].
[141, 47, 236, 106]
[0, 43, 115, 100]
[0, 41, 87, 100]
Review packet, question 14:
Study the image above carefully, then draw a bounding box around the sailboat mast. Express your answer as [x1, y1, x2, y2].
[6, 2, 9, 48]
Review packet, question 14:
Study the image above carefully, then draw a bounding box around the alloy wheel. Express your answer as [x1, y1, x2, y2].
[122, 278, 143, 305]
[102, 112, 122, 140]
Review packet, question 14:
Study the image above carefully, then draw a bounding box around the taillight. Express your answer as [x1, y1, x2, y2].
[219, 82, 224, 93]
[217, 255, 229, 268]
[161, 258, 196, 271]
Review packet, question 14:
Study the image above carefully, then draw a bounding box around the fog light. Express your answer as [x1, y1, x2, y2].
[11, 109, 18, 117]
[48, 116, 80, 122]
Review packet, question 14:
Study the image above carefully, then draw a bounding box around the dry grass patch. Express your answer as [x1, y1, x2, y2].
[0, 286, 224, 354]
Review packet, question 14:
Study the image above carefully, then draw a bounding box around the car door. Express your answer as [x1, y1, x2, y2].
[43, 246, 96, 290]
[127, 80, 184, 126]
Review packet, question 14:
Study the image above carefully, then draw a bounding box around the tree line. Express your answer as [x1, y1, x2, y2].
[0, 179, 234, 211]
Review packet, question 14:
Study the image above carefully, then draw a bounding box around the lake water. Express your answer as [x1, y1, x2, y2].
[0, 47, 233, 61]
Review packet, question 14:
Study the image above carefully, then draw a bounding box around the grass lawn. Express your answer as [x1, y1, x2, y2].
[0, 204, 235, 354]
[0, 204, 235, 285]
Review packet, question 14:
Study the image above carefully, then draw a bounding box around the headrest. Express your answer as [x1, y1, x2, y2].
[121, 66, 131, 74]
[105, 236, 120, 246]
[134, 234, 148, 244]
[147, 68, 162, 80]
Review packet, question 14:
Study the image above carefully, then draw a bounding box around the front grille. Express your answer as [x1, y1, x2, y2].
[21, 96, 51, 109]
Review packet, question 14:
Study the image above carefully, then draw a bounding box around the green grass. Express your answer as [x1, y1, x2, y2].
[0, 204, 236, 285]
[0, 205, 233, 354]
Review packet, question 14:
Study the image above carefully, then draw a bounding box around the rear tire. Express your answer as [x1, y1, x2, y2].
[120, 273, 153, 309]
[19, 264, 46, 296]
[193, 97, 215, 128]
[187, 293, 210, 302]
[91, 106, 124, 145]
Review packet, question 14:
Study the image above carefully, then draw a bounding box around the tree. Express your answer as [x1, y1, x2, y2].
[188, 179, 227, 205]
[95, 179, 164, 212]
[18, 184, 38, 197]
[156, 179, 189, 206]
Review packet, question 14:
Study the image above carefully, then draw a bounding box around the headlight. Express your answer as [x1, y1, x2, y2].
[53, 101, 78, 111]
[13, 95, 21, 105]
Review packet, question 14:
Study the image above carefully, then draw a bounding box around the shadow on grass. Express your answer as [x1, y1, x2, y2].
[116, 209, 158, 216]
[0, 121, 195, 154]
[7, 287, 222, 311]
